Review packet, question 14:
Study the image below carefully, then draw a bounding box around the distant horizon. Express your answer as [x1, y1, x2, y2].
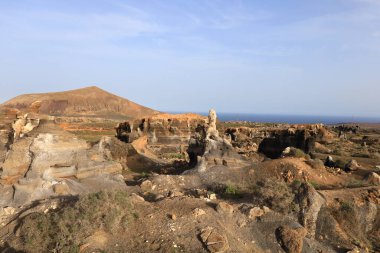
[1, 85, 380, 120]
[169, 111, 380, 124]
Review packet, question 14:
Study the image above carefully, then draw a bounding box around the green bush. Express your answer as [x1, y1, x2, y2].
[223, 184, 242, 199]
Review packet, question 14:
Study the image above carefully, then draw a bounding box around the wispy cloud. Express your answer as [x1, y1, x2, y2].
[0, 5, 165, 44]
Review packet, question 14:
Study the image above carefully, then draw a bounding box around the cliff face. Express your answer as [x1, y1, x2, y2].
[0, 86, 158, 119]
[225, 124, 332, 159]
[116, 113, 207, 159]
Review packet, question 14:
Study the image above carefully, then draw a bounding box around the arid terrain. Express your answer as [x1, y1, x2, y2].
[0, 87, 379, 253]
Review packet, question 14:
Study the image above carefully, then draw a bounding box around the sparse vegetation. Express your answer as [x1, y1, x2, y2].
[309, 181, 321, 189]
[223, 184, 240, 198]
[139, 171, 150, 179]
[305, 158, 325, 169]
[290, 179, 302, 189]
[287, 148, 308, 158]
[253, 179, 298, 214]
[330, 201, 372, 250]
[17, 191, 134, 253]
[345, 179, 367, 188]
[161, 152, 186, 160]
[334, 159, 349, 170]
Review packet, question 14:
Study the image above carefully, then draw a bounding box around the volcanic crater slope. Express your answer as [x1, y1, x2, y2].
[0, 86, 158, 119]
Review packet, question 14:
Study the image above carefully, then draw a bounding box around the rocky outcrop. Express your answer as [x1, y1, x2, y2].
[345, 160, 361, 172]
[297, 183, 325, 237]
[12, 114, 39, 140]
[116, 113, 207, 160]
[367, 172, 380, 185]
[1, 138, 33, 184]
[258, 125, 327, 158]
[187, 109, 249, 171]
[0, 120, 124, 207]
[225, 124, 332, 159]
[0, 123, 12, 168]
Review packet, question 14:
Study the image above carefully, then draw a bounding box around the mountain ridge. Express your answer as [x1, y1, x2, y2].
[0, 86, 159, 119]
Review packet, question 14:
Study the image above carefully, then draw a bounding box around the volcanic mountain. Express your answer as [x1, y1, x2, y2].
[0, 86, 159, 119]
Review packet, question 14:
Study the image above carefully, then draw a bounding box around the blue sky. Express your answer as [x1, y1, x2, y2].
[0, 0, 379, 116]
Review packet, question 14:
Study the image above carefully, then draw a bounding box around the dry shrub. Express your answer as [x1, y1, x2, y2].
[17, 191, 134, 253]
[305, 158, 325, 169]
[276, 225, 307, 253]
[330, 201, 372, 250]
[253, 179, 298, 214]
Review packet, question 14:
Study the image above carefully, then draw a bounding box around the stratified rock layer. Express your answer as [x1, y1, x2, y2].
[0, 119, 124, 207]
[116, 113, 207, 159]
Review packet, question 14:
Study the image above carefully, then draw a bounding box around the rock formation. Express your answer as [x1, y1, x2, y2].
[12, 114, 39, 140]
[367, 172, 380, 185]
[116, 113, 207, 162]
[206, 109, 219, 140]
[297, 183, 325, 237]
[224, 124, 333, 159]
[187, 109, 249, 172]
[0, 123, 12, 168]
[0, 119, 124, 207]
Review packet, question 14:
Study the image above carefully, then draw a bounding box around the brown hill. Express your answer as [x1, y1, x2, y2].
[0, 86, 159, 119]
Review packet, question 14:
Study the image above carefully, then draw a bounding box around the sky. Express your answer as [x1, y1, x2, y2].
[0, 0, 379, 117]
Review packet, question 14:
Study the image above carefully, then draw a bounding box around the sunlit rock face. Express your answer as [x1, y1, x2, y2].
[116, 113, 207, 158]
[0, 119, 124, 207]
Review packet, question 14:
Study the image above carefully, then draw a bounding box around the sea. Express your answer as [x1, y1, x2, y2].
[171, 112, 380, 125]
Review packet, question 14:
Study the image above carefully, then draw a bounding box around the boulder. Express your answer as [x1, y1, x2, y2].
[345, 160, 360, 172]
[199, 226, 229, 253]
[248, 207, 265, 220]
[367, 172, 380, 185]
[325, 156, 335, 167]
[53, 182, 70, 195]
[140, 180, 153, 192]
[192, 208, 206, 217]
[216, 202, 234, 215]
